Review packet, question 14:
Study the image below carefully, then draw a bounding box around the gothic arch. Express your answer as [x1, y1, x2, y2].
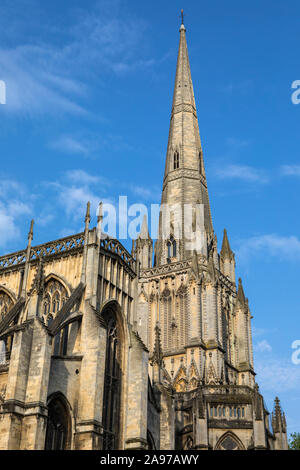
[0, 285, 16, 302]
[0, 289, 16, 363]
[42, 276, 69, 326]
[0, 288, 14, 320]
[44, 273, 72, 297]
[100, 299, 128, 450]
[45, 392, 72, 450]
[183, 435, 193, 450]
[173, 365, 188, 392]
[215, 431, 245, 450]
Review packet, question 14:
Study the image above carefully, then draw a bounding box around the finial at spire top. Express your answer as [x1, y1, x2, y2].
[179, 9, 186, 31]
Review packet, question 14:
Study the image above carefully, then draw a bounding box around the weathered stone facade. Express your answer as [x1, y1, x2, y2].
[0, 20, 288, 450]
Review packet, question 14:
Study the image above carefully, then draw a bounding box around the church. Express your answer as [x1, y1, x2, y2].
[0, 18, 288, 450]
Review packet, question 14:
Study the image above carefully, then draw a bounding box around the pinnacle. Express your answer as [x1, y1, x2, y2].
[220, 228, 234, 259]
[138, 214, 151, 240]
[237, 278, 246, 305]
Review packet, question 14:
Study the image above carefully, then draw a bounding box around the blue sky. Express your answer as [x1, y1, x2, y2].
[1, 0, 300, 436]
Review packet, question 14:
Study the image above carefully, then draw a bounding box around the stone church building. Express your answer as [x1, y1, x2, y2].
[0, 20, 288, 450]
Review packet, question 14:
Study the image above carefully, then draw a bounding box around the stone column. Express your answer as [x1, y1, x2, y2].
[124, 329, 148, 450]
[19, 318, 52, 450]
[0, 323, 33, 450]
[74, 302, 107, 450]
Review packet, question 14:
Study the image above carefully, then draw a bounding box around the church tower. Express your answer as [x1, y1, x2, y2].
[0, 11, 288, 452]
[138, 15, 288, 450]
[156, 20, 212, 265]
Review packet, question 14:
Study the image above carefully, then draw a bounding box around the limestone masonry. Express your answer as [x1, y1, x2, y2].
[0, 20, 288, 450]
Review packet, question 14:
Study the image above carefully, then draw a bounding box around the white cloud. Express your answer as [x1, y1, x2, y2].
[215, 164, 268, 183]
[0, 45, 87, 116]
[281, 165, 300, 177]
[255, 357, 300, 393]
[50, 136, 91, 156]
[65, 170, 101, 185]
[0, 178, 33, 248]
[0, 1, 154, 117]
[236, 234, 300, 262]
[254, 340, 272, 353]
[129, 185, 160, 201]
[0, 206, 19, 246]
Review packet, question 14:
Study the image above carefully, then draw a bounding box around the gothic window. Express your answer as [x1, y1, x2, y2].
[53, 325, 69, 356]
[0, 336, 13, 364]
[167, 241, 171, 260]
[215, 432, 244, 450]
[45, 395, 71, 450]
[0, 291, 14, 364]
[199, 151, 202, 173]
[102, 306, 122, 450]
[183, 436, 193, 450]
[167, 237, 176, 261]
[174, 151, 179, 170]
[172, 238, 177, 257]
[42, 279, 68, 325]
[0, 291, 13, 321]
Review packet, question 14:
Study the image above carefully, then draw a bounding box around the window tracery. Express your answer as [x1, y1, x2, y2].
[42, 279, 68, 325]
[0, 291, 13, 320]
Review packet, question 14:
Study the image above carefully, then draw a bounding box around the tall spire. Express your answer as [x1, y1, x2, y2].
[157, 17, 213, 264]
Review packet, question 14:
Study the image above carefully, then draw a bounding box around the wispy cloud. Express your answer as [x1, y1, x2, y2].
[0, 0, 155, 118]
[254, 340, 272, 353]
[252, 326, 277, 338]
[0, 44, 88, 116]
[215, 164, 268, 183]
[50, 136, 92, 156]
[0, 178, 32, 247]
[236, 234, 300, 263]
[129, 184, 160, 201]
[280, 165, 300, 177]
[255, 357, 300, 393]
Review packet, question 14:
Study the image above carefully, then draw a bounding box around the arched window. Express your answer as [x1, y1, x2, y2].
[199, 151, 202, 173]
[102, 305, 122, 450]
[45, 395, 71, 450]
[174, 151, 179, 170]
[172, 238, 176, 257]
[167, 237, 176, 261]
[0, 291, 13, 321]
[0, 291, 14, 364]
[42, 279, 68, 325]
[183, 436, 193, 450]
[215, 432, 245, 450]
[0, 340, 6, 364]
[167, 241, 171, 260]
